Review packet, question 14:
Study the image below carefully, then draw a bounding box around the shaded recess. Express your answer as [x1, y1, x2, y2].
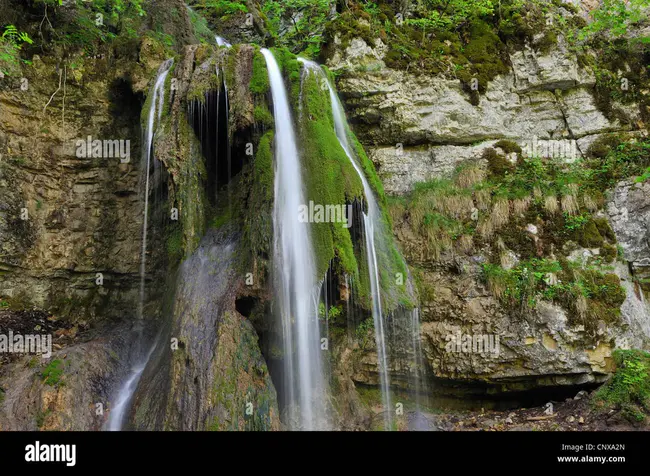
[188, 81, 247, 205]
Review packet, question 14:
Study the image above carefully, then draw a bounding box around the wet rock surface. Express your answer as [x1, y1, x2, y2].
[130, 229, 280, 431]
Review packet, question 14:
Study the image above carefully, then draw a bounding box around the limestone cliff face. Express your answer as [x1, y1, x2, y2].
[327, 36, 643, 195]
[0, 0, 194, 321]
[0, 54, 145, 320]
[327, 20, 650, 395]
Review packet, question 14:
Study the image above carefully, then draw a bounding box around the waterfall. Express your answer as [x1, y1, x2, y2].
[139, 59, 173, 320]
[216, 36, 232, 48]
[299, 58, 425, 430]
[409, 307, 430, 430]
[261, 49, 329, 430]
[107, 59, 172, 431]
[106, 338, 160, 431]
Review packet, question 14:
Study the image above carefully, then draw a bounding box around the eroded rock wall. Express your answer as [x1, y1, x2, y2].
[327, 14, 650, 397]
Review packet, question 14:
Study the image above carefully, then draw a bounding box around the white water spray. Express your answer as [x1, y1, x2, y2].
[106, 339, 159, 431]
[216, 36, 232, 48]
[261, 49, 329, 430]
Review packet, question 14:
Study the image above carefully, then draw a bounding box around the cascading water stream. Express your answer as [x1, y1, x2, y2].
[299, 58, 426, 430]
[106, 59, 172, 431]
[106, 339, 159, 431]
[298, 58, 392, 429]
[261, 49, 329, 430]
[409, 307, 430, 429]
[139, 59, 173, 320]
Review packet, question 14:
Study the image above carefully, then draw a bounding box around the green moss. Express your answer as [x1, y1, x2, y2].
[324, 11, 376, 53]
[533, 30, 558, 55]
[254, 132, 274, 204]
[208, 312, 276, 431]
[184, 49, 223, 105]
[160, 62, 177, 121]
[299, 70, 363, 278]
[594, 217, 616, 242]
[250, 50, 270, 94]
[556, 268, 626, 331]
[588, 37, 650, 124]
[588, 272, 626, 309]
[173, 116, 208, 256]
[270, 47, 301, 107]
[601, 243, 618, 263]
[35, 408, 52, 429]
[404, 266, 434, 311]
[166, 227, 183, 261]
[484, 148, 514, 179]
[587, 135, 621, 159]
[576, 220, 604, 248]
[242, 130, 275, 277]
[294, 65, 412, 310]
[494, 140, 522, 155]
[352, 134, 387, 207]
[210, 207, 233, 229]
[253, 105, 274, 128]
[457, 21, 509, 94]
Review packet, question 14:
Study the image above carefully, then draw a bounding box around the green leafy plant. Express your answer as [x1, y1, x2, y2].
[206, 0, 248, 16]
[41, 359, 65, 388]
[0, 25, 33, 76]
[564, 213, 590, 231]
[406, 0, 496, 31]
[595, 349, 650, 422]
[262, 0, 331, 57]
[355, 317, 374, 348]
[318, 303, 343, 321]
[362, 1, 381, 16]
[31, 0, 147, 55]
[579, 0, 650, 40]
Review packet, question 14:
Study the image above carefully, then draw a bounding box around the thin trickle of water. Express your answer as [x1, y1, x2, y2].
[139, 59, 173, 320]
[107, 336, 160, 431]
[261, 49, 329, 430]
[107, 59, 172, 432]
[410, 309, 425, 402]
[213, 62, 231, 203]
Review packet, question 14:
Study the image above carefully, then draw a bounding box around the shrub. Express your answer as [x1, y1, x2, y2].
[595, 349, 650, 422]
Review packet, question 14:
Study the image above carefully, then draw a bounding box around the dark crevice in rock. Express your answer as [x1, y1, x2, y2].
[235, 295, 257, 318]
[412, 378, 603, 412]
[553, 90, 585, 158]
